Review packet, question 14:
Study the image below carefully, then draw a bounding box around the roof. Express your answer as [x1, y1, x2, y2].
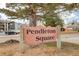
[67, 25, 79, 28]
[0, 20, 14, 23]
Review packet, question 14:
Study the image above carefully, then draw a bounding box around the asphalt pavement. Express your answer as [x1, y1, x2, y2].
[0, 33, 79, 44]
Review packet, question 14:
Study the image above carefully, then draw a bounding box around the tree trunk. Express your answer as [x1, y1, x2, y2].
[29, 11, 37, 26]
[29, 19, 37, 26]
[28, 4, 37, 27]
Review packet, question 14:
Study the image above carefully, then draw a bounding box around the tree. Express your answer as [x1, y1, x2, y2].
[43, 15, 64, 27]
[0, 3, 79, 26]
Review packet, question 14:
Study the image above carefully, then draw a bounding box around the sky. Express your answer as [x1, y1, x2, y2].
[0, 3, 6, 9]
[60, 10, 79, 24]
[0, 3, 79, 24]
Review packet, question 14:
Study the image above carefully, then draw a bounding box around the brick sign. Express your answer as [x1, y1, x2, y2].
[21, 25, 57, 46]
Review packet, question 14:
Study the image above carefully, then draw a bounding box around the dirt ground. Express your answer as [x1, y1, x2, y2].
[0, 32, 79, 56]
[0, 41, 79, 56]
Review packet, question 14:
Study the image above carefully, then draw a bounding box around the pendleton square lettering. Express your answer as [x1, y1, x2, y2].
[21, 26, 57, 45]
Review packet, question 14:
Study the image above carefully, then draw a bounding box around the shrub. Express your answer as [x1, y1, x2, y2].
[78, 30, 79, 32]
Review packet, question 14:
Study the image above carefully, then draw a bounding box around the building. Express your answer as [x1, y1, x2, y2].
[0, 20, 21, 35]
[67, 25, 79, 31]
[0, 20, 8, 32]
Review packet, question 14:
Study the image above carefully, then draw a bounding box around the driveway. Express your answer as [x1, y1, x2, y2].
[61, 33, 79, 44]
